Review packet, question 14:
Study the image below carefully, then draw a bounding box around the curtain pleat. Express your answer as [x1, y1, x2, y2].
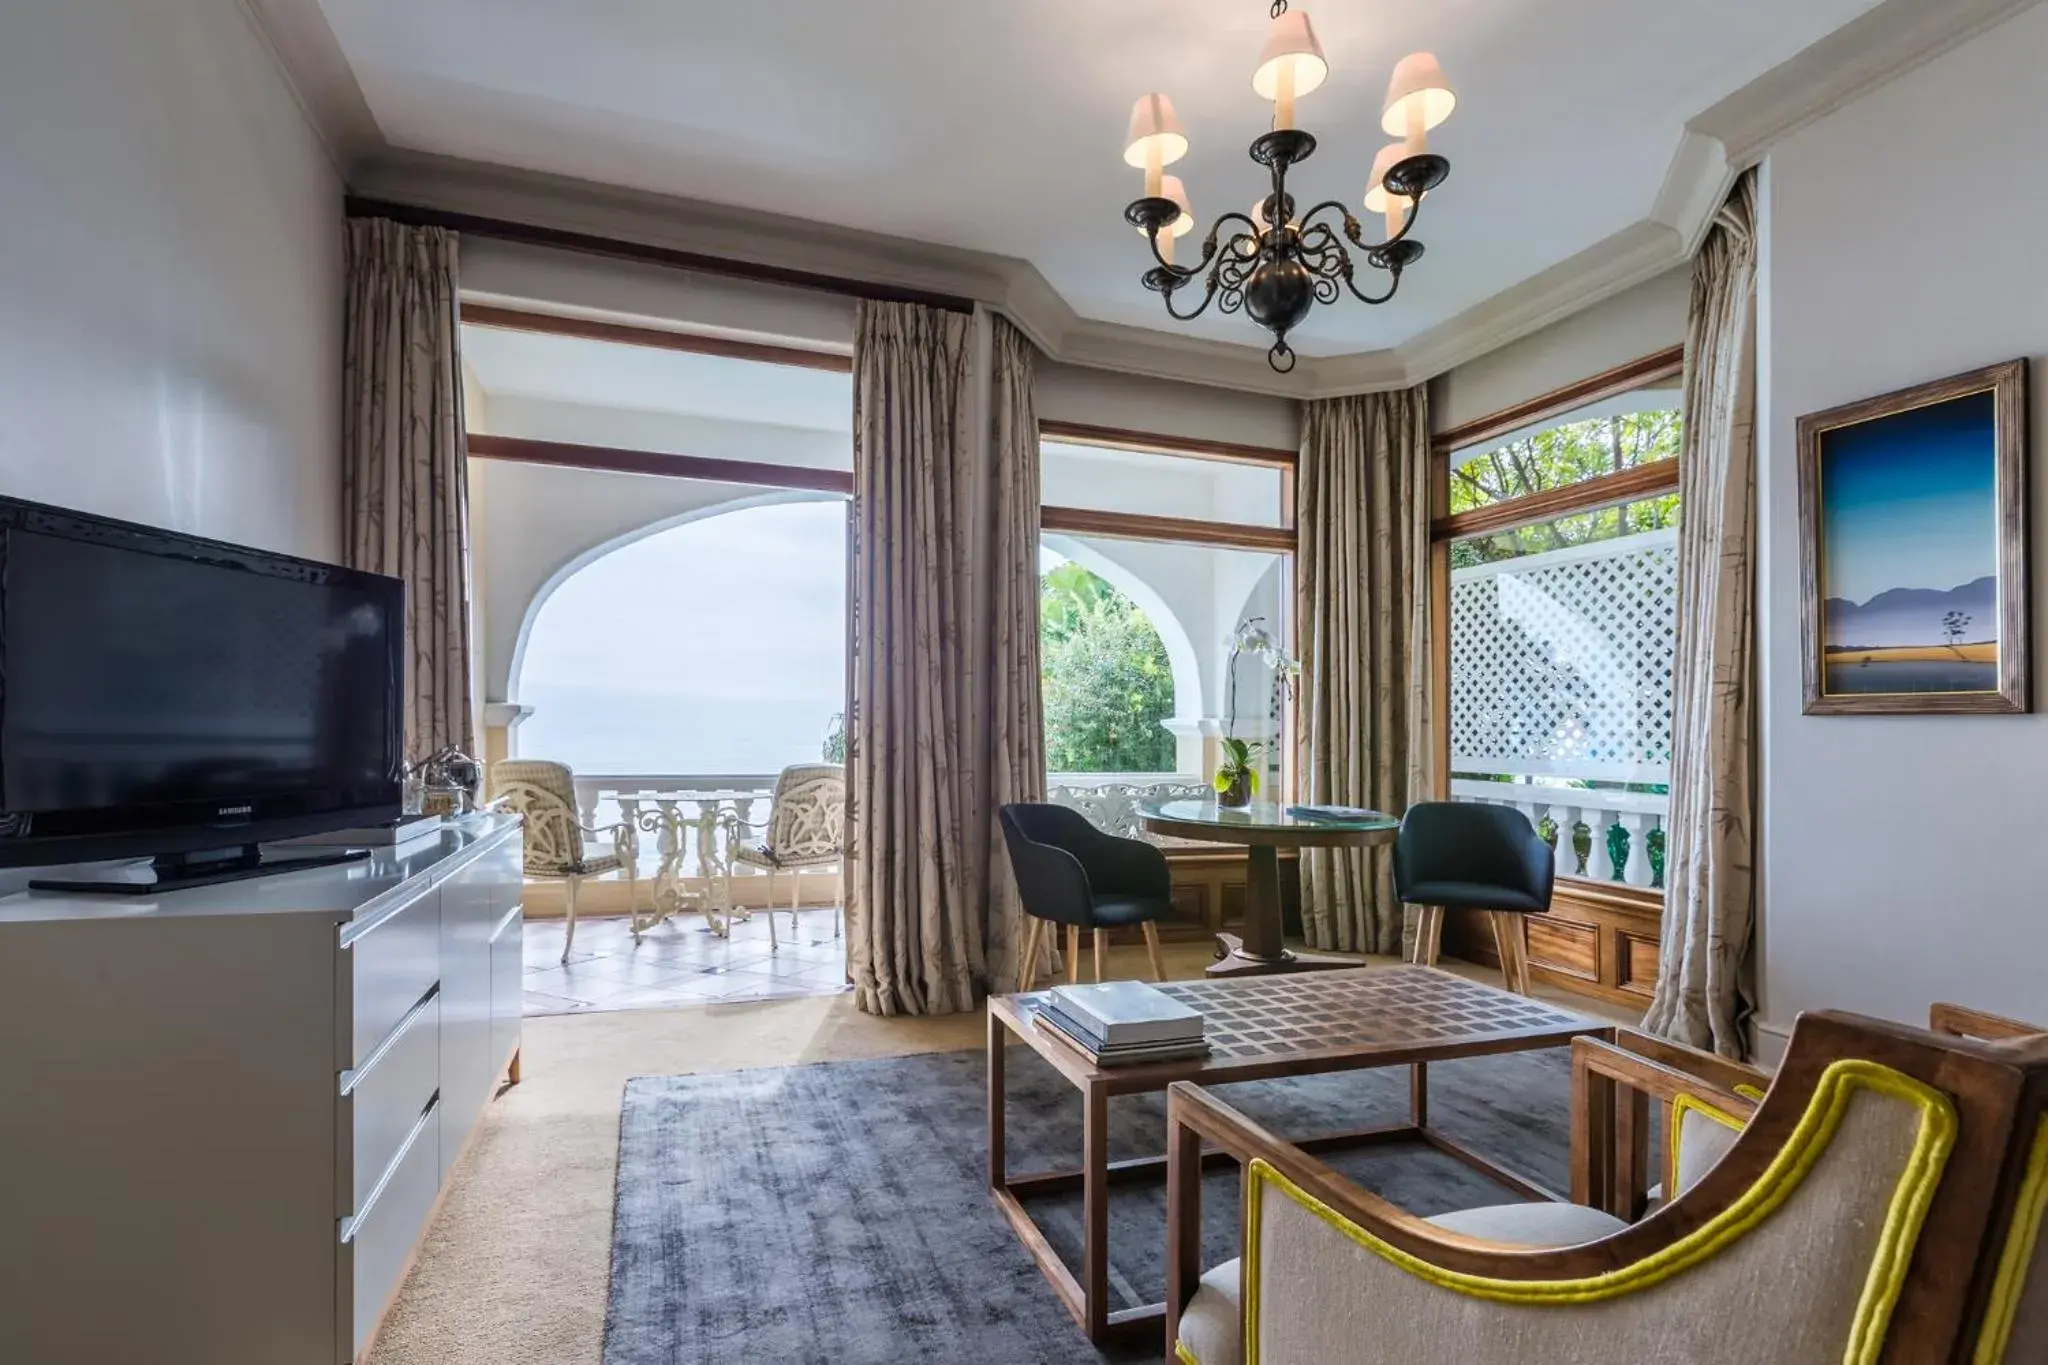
[1643, 170, 1760, 1059]
[341, 219, 473, 762]
[983, 317, 1047, 993]
[1295, 388, 1434, 954]
[846, 300, 981, 1016]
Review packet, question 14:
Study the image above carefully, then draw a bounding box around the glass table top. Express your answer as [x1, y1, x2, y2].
[1138, 799, 1400, 833]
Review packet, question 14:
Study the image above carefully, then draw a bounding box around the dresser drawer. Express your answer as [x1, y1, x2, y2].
[344, 1096, 443, 1360]
[346, 884, 441, 1066]
[343, 985, 441, 1215]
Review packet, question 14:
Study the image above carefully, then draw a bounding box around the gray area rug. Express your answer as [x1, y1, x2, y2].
[605, 1043, 1580, 1365]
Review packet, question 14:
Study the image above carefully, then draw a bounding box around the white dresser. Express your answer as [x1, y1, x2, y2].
[0, 814, 525, 1364]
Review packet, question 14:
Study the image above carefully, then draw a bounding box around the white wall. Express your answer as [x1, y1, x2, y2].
[1756, 2, 2048, 1044]
[1430, 267, 1690, 434]
[1037, 358, 1300, 452]
[0, 1, 343, 558]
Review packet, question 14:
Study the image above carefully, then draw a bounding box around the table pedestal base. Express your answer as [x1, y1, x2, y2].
[1207, 932, 1361, 978]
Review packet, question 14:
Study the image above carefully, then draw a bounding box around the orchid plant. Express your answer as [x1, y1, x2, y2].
[1218, 616, 1301, 807]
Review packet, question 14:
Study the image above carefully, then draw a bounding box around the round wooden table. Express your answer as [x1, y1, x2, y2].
[1138, 799, 1400, 977]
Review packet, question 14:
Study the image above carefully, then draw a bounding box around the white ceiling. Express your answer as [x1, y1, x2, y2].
[461, 326, 853, 432]
[311, 0, 1883, 357]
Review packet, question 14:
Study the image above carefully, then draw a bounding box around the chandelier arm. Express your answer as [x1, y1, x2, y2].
[1160, 275, 1223, 323]
[1341, 265, 1403, 306]
[1144, 211, 1262, 277]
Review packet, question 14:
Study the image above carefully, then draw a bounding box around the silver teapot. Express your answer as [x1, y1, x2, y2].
[416, 746, 483, 816]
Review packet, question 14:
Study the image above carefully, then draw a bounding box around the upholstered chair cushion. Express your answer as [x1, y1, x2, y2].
[1424, 1201, 1630, 1245]
[491, 759, 590, 874]
[1240, 1080, 1942, 1365]
[1175, 1203, 1632, 1365]
[1177, 1258, 1243, 1365]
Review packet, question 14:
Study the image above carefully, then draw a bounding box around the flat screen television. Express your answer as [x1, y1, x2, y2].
[0, 497, 405, 892]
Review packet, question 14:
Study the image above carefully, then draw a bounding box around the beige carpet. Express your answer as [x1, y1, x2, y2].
[365, 934, 1628, 1365]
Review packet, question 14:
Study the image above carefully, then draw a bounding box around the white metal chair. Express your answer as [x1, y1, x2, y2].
[723, 763, 846, 950]
[489, 759, 640, 962]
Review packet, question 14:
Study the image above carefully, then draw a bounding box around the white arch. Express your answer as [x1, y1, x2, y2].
[1041, 532, 1204, 720]
[506, 488, 842, 704]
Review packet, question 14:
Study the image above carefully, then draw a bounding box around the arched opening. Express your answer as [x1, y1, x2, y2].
[512, 498, 847, 774]
[1038, 542, 1196, 774]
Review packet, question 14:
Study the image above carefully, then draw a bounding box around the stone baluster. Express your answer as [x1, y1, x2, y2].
[577, 787, 603, 832]
[1549, 804, 1581, 879]
[1621, 813, 1657, 888]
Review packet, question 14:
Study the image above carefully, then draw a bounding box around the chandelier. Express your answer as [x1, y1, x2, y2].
[1121, 1, 1457, 372]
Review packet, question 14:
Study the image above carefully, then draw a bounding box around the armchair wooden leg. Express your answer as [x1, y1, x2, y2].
[561, 876, 580, 964]
[1066, 925, 1080, 985]
[1092, 928, 1107, 984]
[1490, 912, 1531, 994]
[1409, 906, 1444, 966]
[1017, 917, 1045, 994]
[1141, 921, 1168, 983]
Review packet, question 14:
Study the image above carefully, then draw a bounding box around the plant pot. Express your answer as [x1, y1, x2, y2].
[1215, 769, 1253, 809]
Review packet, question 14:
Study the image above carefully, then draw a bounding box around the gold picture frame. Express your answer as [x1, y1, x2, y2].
[1797, 358, 2029, 715]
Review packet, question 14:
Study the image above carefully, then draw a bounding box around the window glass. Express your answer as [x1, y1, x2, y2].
[515, 499, 847, 775]
[1448, 495, 1678, 887]
[1040, 535, 1287, 792]
[1448, 389, 1679, 515]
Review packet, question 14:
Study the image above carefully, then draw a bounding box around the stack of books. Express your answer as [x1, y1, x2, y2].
[1034, 980, 1208, 1066]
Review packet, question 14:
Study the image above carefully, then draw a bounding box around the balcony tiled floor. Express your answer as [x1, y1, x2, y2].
[521, 908, 850, 1016]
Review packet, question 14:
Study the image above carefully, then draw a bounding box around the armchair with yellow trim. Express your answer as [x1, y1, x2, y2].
[1165, 1010, 2048, 1365]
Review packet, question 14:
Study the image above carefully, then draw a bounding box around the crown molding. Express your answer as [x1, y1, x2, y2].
[1690, 0, 2045, 172]
[236, 0, 384, 177]
[260, 0, 2035, 399]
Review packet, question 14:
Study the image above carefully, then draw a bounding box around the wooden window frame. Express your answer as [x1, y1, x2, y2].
[1428, 348, 1686, 985]
[1037, 421, 1299, 801]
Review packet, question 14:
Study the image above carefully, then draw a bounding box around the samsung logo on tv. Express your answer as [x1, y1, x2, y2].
[216, 805, 253, 817]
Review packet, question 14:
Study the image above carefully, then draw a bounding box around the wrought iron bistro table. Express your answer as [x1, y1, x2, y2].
[987, 967, 1613, 1349]
[1139, 799, 1399, 977]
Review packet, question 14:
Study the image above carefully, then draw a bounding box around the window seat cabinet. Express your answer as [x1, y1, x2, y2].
[0, 813, 525, 1365]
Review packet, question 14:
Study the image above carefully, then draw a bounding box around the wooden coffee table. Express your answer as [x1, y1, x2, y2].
[986, 967, 1612, 1348]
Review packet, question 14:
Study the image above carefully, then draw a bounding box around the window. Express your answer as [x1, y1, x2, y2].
[1435, 362, 1683, 893]
[514, 499, 847, 774]
[1037, 425, 1296, 810]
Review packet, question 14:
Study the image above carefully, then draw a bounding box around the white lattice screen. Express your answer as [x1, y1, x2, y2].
[1449, 528, 1677, 783]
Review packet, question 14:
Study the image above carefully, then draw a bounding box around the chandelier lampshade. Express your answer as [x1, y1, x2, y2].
[1382, 52, 1456, 140]
[1251, 10, 1328, 104]
[1135, 176, 1197, 238]
[1123, 93, 1190, 171]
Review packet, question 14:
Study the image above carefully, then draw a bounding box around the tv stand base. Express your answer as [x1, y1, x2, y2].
[29, 843, 369, 895]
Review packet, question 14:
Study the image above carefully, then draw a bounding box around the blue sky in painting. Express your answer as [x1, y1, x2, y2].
[1821, 391, 1996, 605]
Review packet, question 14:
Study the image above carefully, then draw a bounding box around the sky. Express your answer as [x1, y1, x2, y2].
[1820, 391, 1997, 605]
[515, 499, 847, 774]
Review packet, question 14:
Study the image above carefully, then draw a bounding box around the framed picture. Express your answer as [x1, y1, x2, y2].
[1797, 358, 2030, 715]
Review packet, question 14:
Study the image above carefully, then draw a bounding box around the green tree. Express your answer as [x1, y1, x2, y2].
[1040, 563, 1176, 772]
[1449, 410, 1682, 567]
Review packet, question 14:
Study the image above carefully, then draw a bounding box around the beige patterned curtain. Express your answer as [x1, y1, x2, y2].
[983, 316, 1048, 992]
[1644, 170, 1760, 1059]
[846, 300, 982, 1016]
[342, 219, 473, 762]
[1295, 387, 1434, 954]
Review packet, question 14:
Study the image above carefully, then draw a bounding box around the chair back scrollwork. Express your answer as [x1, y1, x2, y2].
[490, 759, 588, 876]
[764, 763, 846, 862]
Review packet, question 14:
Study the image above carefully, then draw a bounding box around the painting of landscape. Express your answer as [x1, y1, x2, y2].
[1816, 389, 2000, 696]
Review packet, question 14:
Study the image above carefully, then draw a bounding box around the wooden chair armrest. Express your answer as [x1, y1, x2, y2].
[1929, 1002, 2045, 1044]
[1572, 1036, 1762, 1221]
[1612, 1028, 1771, 1093]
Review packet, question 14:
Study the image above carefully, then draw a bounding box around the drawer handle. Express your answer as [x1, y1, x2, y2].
[339, 985, 439, 1097]
[339, 1094, 438, 1244]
